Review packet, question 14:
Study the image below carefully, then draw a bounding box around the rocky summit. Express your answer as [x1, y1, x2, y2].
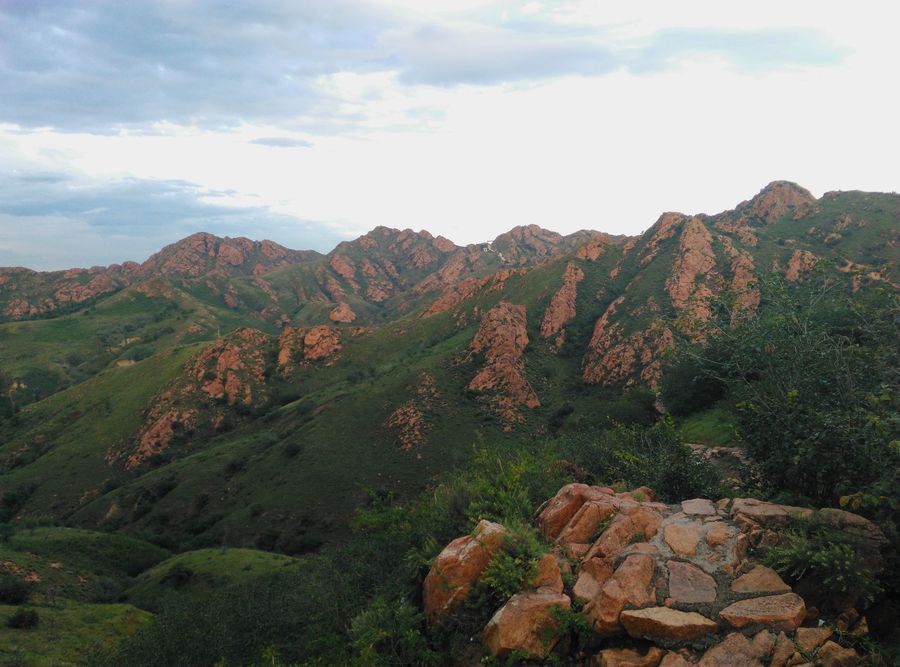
[425, 484, 884, 665]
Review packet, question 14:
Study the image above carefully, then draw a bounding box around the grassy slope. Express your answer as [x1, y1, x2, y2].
[0, 345, 200, 517]
[125, 548, 302, 612]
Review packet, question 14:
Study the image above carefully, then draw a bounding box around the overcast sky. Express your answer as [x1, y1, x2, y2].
[1, 0, 897, 270]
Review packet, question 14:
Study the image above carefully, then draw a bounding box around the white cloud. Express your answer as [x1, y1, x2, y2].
[1, 0, 898, 268]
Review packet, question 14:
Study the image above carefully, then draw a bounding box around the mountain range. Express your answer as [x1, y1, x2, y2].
[0, 181, 897, 553]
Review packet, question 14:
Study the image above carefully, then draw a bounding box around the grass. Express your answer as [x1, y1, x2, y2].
[0, 600, 151, 666]
[678, 406, 737, 446]
[125, 548, 302, 611]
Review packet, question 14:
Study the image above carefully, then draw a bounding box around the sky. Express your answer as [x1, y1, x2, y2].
[0, 1, 898, 270]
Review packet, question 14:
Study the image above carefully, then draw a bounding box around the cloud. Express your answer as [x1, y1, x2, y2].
[0, 1, 845, 132]
[250, 137, 313, 148]
[0, 173, 346, 270]
[633, 28, 846, 72]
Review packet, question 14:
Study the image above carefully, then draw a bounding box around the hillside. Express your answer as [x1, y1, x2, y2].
[0, 182, 897, 554]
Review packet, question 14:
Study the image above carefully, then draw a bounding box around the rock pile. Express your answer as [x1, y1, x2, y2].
[424, 483, 884, 666]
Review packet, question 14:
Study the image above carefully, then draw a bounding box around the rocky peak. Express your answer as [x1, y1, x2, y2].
[491, 225, 565, 265]
[140, 232, 316, 278]
[741, 181, 818, 224]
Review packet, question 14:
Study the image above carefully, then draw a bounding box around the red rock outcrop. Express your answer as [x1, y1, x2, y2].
[743, 181, 818, 224]
[277, 325, 342, 373]
[467, 301, 540, 427]
[582, 298, 674, 386]
[665, 217, 716, 312]
[424, 485, 878, 664]
[540, 262, 584, 349]
[384, 373, 439, 450]
[784, 249, 818, 281]
[423, 519, 506, 624]
[328, 302, 357, 323]
[125, 328, 271, 468]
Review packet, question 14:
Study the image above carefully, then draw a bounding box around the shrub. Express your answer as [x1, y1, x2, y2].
[6, 608, 39, 629]
[763, 521, 881, 609]
[0, 572, 32, 604]
[349, 596, 438, 666]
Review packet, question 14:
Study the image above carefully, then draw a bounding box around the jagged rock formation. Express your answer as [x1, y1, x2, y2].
[467, 301, 540, 427]
[541, 262, 584, 349]
[122, 328, 271, 468]
[424, 484, 884, 665]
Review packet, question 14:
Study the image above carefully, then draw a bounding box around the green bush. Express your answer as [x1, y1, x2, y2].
[6, 608, 39, 629]
[0, 572, 32, 604]
[763, 521, 881, 609]
[349, 596, 438, 667]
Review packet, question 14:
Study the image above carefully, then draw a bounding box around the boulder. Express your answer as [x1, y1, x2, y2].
[667, 560, 717, 604]
[573, 557, 615, 604]
[659, 653, 691, 667]
[682, 498, 716, 516]
[698, 631, 767, 666]
[816, 641, 860, 667]
[538, 483, 607, 539]
[584, 554, 657, 635]
[483, 589, 571, 658]
[719, 593, 806, 632]
[768, 631, 796, 667]
[589, 506, 662, 558]
[795, 627, 832, 653]
[663, 520, 702, 556]
[423, 519, 506, 623]
[530, 552, 564, 593]
[730, 565, 791, 594]
[595, 645, 665, 667]
[620, 607, 719, 643]
[557, 497, 618, 546]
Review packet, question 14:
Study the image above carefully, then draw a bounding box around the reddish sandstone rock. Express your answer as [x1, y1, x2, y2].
[770, 631, 796, 667]
[530, 552, 564, 593]
[699, 631, 767, 667]
[667, 560, 717, 604]
[277, 326, 342, 373]
[620, 607, 719, 643]
[731, 499, 812, 527]
[784, 249, 818, 281]
[385, 403, 426, 450]
[659, 653, 691, 667]
[573, 557, 615, 604]
[681, 498, 716, 516]
[588, 506, 663, 559]
[745, 181, 818, 224]
[329, 301, 356, 323]
[816, 641, 860, 667]
[468, 301, 540, 425]
[483, 589, 571, 658]
[665, 217, 716, 313]
[730, 565, 790, 594]
[705, 521, 733, 547]
[795, 627, 832, 653]
[537, 483, 607, 539]
[540, 262, 584, 348]
[329, 254, 356, 279]
[584, 554, 657, 635]
[595, 645, 666, 667]
[663, 520, 702, 556]
[719, 593, 806, 632]
[556, 497, 618, 546]
[423, 520, 506, 624]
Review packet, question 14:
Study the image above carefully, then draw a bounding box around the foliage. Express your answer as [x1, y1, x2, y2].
[560, 419, 724, 502]
[6, 608, 39, 629]
[480, 523, 546, 602]
[684, 272, 900, 507]
[349, 596, 439, 667]
[763, 520, 882, 609]
[0, 573, 32, 605]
